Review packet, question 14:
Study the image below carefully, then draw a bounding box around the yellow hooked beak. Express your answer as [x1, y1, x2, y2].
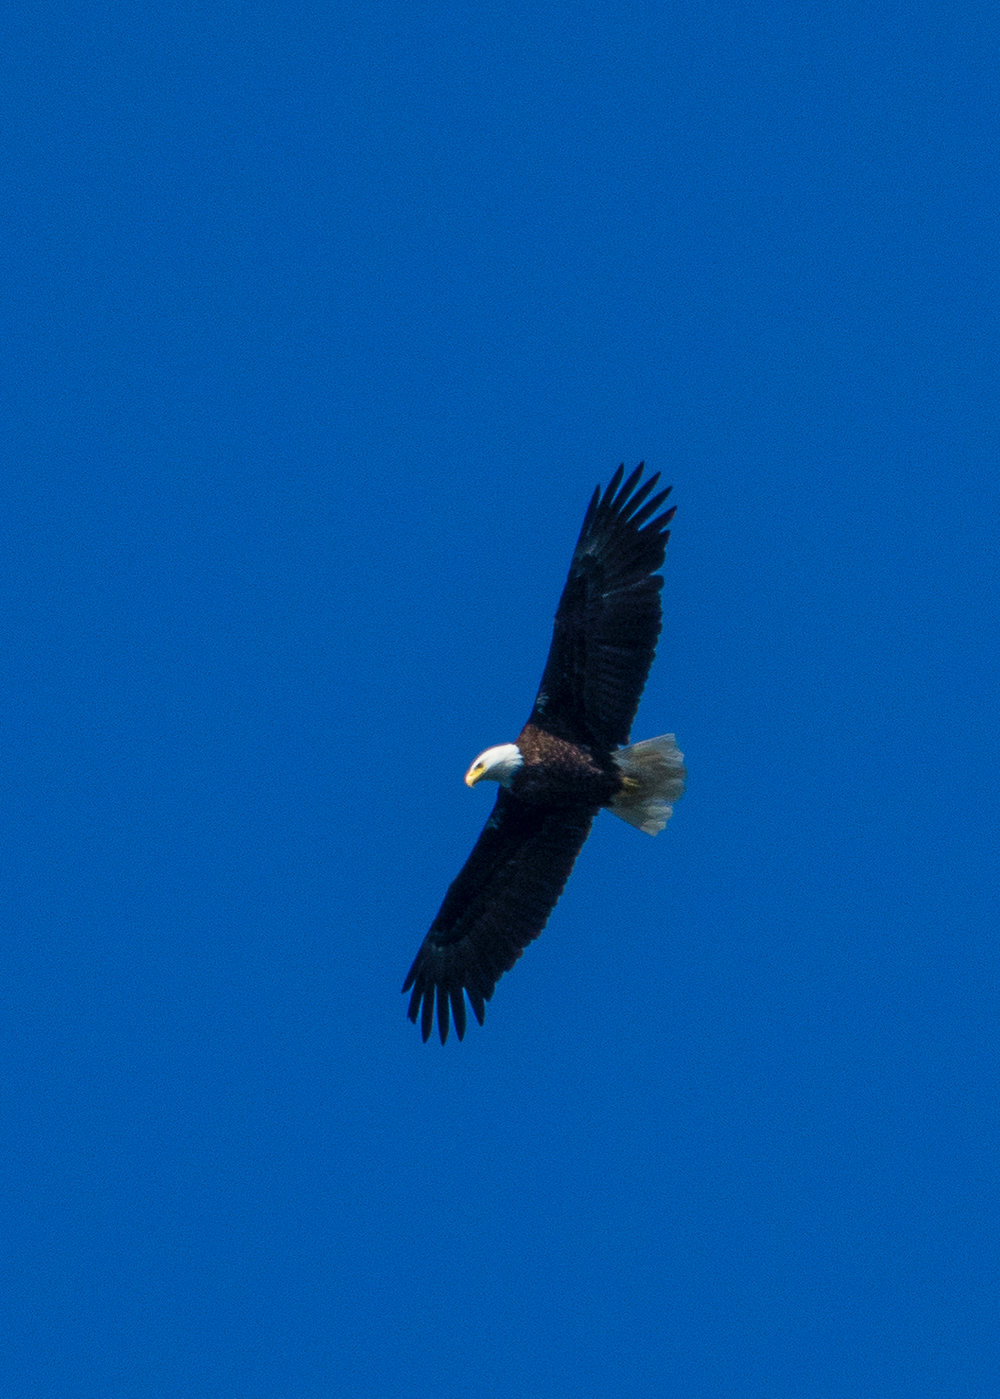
[465, 762, 485, 787]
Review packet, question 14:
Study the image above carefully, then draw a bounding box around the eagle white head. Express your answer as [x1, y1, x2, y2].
[465, 743, 524, 788]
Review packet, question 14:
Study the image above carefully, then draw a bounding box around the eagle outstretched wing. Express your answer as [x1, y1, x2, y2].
[529, 463, 674, 749]
[402, 791, 594, 1042]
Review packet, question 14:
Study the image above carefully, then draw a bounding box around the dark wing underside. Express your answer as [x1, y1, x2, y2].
[529, 463, 674, 750]
[402, 790, 595, 1043]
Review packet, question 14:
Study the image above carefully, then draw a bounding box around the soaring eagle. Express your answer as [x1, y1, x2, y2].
[403, 463, 685, 1042]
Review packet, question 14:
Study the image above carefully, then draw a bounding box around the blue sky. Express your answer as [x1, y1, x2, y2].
[6, 4, 997, 1396]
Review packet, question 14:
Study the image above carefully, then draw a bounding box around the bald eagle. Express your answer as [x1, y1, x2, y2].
[403, 463, 685, 1042]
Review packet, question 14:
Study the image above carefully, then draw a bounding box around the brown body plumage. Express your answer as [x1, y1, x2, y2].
[507, 724, 621, 807]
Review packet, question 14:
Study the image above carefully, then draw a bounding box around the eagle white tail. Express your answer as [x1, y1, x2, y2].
[609, 734, 686, 835]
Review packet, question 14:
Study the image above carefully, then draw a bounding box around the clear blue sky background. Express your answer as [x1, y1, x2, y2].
[6, 4, 997, 1396]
